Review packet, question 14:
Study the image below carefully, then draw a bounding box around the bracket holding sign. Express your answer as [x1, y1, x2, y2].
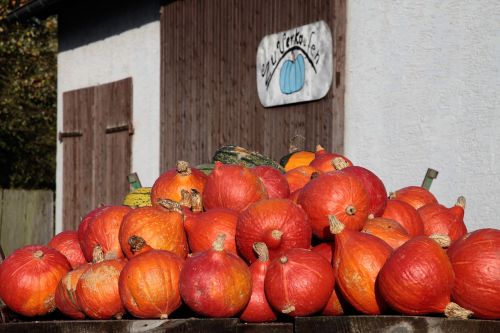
[256, 20, 333, 108]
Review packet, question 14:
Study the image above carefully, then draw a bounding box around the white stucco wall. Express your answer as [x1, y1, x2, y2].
[55, 21, 160, 233]
[345, 1, 500, 230]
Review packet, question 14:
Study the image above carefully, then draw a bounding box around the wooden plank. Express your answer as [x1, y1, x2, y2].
[23, 190, 54, 247]
[160, 0, 346, 170]
[0, 318, 239, 333]
[237, 322, 294, 333]
[0, 190, 53, 256]
[294, 316, 500, 333]
[332, 0, 346, 153]
[62, 87, 94, 230]
[97, 78, 132, 206]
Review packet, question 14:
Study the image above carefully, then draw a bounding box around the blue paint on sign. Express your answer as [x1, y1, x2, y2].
[279, 53, 305, 94]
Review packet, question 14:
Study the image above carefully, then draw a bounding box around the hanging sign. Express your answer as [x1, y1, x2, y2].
[256, 20, 333, 107]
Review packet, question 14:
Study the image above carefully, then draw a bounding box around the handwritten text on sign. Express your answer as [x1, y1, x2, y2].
[256, 20, 333, 107]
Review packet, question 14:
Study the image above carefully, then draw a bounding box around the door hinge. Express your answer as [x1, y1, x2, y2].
[105, 122, 134, 135]
[58, 131, 83, 142]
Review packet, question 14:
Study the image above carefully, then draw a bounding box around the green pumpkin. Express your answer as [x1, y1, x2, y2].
[195, 163, 215, 175]
[212, 145, 284, 172]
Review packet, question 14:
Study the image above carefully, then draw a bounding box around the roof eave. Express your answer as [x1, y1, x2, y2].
[6, 0, 66, 22]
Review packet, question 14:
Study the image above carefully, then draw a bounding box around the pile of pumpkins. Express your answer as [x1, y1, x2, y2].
[0, 145, 499, 322]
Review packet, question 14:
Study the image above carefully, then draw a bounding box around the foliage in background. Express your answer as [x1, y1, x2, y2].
[0, 0, 57, 189]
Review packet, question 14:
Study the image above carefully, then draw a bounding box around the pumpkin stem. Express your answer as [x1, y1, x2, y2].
[176, 160, 192, 176]
[310, 172, 320, 180]
[190, 189, 204, 213]
[455, 196, 466, 209]
[212, 233, 226, 252]
[429, 233, 451, 248]
[33, 250, 44, 259]
[92, 245, 105, 264]
[444, 302, 473, 319]
[289, 134, 305, 153]
[345, 205, 357, 215]
[157, 199, 184, 215]
[271, 229, 283, 240]
[328, 215, 345, 235]
[179, 189, 192, 207]
[279, 256, 288, 264]
[128, 235, 146, 254]
[282, 305, 295, 314]
[388, 192, 396, 199]
[367, 214, 375, 220]
[332, 157, 349, 170]
[315, 144, 325, 152]
[253, 242, 269, 262]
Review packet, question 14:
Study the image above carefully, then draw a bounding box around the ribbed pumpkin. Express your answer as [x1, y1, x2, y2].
[118, 202, 188, 259]
[0, 245, 71, 317]
[240, 243, 277, 322]
[448, 229, 500, 319]
[264, 248, 334, 316]
[75, 251, 127, 320]
[78, 206, 109, 251]
[150, 161, 207, 206]
[322, 290, 345, 316]
[250, 166, 290, 199]
[55, 263, 91, 319]
[308, 145, 353, 173]
[285, 165, 320, 193]
[362, 217, 411, 250]
[123, 187, 152, 208]
[336, 165, 387, 218]
[236, 199, 312, 263]
[311, 242, 333, 263]
[79, 205, 131, 261]
[179, 234, 252, 317]
[389, 186, 438, 210]
[378, 236, 472, 318]
[49, 230, 87, 269]
[203, 162, 268, 212]
[330, 216, 392, 314]
[184, 208, 238, 255]
[382, 199, 424, 237]
[298, 171, 370, 239]
[417, 197, 468, 243]
[212, 145, 284, 172]
[119, 246, 184, 319]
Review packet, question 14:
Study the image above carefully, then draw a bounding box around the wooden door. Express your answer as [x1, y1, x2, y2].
[61, 78, 132, 230]
[160, 0, 346, 171]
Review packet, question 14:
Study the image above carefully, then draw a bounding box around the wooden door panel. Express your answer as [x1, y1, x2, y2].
[62, 87, 94, 230]
[62, 78, 132, 230]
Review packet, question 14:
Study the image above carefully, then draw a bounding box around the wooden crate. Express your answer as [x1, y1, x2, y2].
[295, 316, 500, 333]
[1, 315, 499, 333]
[0, 318, 239, 333]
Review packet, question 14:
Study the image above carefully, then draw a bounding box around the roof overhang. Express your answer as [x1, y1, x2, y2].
[6, 0, 67, 22]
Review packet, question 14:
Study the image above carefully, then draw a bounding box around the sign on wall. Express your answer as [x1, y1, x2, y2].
[256, 20, 333, 107]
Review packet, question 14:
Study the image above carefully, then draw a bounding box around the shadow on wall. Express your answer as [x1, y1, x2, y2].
[58, 0, 169, 52]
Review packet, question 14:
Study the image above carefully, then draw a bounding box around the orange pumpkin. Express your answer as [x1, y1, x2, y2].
[280, 150, 315, 172]
[362, 217, 411, 249]
[119, 203, 188, 259]
[151, 160, 207, 206]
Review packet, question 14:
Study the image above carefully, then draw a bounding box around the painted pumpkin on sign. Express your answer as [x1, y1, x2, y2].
[280, 53, 305, 94]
